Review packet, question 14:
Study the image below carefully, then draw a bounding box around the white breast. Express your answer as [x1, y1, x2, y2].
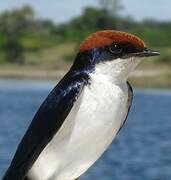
[28, 73, 129, 180]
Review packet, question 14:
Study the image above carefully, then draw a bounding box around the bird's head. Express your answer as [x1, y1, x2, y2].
[72, 30, 160, 83]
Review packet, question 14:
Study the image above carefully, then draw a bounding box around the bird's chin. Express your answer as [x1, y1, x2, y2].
[95, 57, 142, 83]
[111, 57, 142, 82]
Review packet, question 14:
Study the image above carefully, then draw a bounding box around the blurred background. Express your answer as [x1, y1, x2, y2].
[0, 0, 171, 179]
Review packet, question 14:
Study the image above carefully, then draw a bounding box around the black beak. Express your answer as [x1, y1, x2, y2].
[134, 48, 160, 57]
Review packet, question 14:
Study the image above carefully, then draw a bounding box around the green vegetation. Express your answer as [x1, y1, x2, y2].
[0, 0, 170, 87]
[0, 1, 170, 64]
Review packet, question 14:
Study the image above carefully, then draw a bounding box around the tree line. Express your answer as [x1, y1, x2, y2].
[0, 0, 170, 63]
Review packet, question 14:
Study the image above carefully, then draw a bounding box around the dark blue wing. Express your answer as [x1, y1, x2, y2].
[2, 72, 90, 180]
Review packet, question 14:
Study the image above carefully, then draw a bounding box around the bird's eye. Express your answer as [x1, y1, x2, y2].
[109, 43, 122, 54]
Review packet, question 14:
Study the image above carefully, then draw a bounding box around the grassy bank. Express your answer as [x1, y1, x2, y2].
[0, 66, 171, 88]
[130, 72, 171, 89]
[0, 43, 171, 88]
[0, 62, 171, 89]
[0, 4, 171, 89]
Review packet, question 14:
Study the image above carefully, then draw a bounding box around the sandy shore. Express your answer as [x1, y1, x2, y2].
[0, 66, 170, 88]
[0, 66, 169, 78]
[0, 68, 65, 80]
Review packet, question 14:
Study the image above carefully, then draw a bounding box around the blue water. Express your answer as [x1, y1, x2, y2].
[0, 79, 171, 180]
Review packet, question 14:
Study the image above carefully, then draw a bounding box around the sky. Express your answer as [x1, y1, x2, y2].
[0, 0, 170, 23]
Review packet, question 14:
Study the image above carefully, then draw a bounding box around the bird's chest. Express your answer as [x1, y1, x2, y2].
[28, 76, 129, 180]
[71, 76, 128, 145]
[58, 76, 129, 178]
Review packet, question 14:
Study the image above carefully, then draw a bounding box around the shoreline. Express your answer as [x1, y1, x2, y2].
[0, 66, 170, 88]
[0, 68, 66, 80]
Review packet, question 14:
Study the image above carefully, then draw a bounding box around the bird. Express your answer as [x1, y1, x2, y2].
[2, 30, 160, 180]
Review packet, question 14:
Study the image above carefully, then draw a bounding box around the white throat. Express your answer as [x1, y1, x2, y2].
[94, 57, 142, 84]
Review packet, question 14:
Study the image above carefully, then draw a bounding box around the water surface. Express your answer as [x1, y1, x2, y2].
[0, 79, 171, 180]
